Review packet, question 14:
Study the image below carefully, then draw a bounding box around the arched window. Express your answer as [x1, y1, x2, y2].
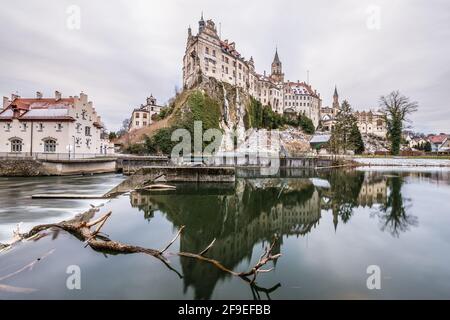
[44, 139, 57, 153]
[10, 139, 22, 152]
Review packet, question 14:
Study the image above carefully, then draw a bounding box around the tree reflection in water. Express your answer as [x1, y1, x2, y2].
[128, 170, 420, 299]
[374, 175, 418, 237]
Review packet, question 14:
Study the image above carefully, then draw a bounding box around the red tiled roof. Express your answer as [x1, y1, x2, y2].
[429, 134, 448, 144]
[0, 97, 75, 121]
[10, 98, 74, 110]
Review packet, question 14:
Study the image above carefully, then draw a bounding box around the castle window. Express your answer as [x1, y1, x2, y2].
[85, 126, 91, 136]
[143, 113, 147, 119]
[57, 123, 63, 131]
[10, 138, 22, 152]
[44, 138, 57, 153]
[136, 113, 140, 118]
[5, 123, 11, 131]
[136, 121, 139, 126]
[205, 47, 209, 54]
[21, 123, 27, 131]
[38, 123, 44, 131]
[212, 50, 216, 57]
[143, 122, 147, 126]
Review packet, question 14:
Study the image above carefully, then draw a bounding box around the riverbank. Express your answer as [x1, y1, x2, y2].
[352, 156, 450, 167]
[0, 158, 117, 176]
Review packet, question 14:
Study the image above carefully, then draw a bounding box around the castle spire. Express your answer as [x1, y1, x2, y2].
[333, 85, 340, 109]
[271, 47, 284, 82]
[273, 47, 280, 64]
[199, 11, 205, 32]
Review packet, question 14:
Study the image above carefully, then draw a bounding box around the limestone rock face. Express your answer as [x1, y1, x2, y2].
[124, 76, 313, 156]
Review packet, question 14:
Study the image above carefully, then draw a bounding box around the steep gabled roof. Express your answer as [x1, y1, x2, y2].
[0, 97, 75, 121]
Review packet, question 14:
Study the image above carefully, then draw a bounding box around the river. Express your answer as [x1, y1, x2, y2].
[1, 168, 450, 299]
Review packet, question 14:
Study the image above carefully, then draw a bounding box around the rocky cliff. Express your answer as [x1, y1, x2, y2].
[123, 76, 312, 155]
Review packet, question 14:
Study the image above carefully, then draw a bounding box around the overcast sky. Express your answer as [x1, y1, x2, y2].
[0, 0, 449, 133]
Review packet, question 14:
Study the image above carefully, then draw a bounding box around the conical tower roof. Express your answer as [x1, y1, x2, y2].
[273, 48, 281, 64]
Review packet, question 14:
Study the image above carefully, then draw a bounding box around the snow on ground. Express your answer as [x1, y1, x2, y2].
[353, 157, 450, 167]
[309, 178, 331, 188]
[356, 166, 450, 173]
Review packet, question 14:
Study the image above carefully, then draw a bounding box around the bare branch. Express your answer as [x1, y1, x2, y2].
[0, 249, 55, 282]
[159, 225, 185, 254]
[199, 238, 216, 256]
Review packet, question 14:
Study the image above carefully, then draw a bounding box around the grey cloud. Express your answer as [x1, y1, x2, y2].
[0, 0, 449, 132]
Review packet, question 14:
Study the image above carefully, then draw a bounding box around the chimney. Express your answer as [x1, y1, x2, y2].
[55, 90, 61, 101]
[3, 96, 10, 109]
[36, 91, 43, 99]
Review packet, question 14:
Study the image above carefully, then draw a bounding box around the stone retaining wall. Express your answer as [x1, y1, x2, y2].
[0, 160, 50, 176]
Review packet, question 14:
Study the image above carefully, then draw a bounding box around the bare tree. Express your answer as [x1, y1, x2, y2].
[379, 91, 418, 155]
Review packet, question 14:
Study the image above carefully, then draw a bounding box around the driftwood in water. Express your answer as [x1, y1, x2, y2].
[2, 206, 281, 287]
[137, 183, 177, 191]
[178, 235, 281, 284]
[0, 249, 55, 293]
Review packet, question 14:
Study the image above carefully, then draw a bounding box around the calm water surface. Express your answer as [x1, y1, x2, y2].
[1, 168, 450, 299]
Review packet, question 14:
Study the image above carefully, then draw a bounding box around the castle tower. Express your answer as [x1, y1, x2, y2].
[147, 94, 156, 106]
[199, 12, 205, 33]
[332, 86, 340, 109]
[271, 48, 284, 83]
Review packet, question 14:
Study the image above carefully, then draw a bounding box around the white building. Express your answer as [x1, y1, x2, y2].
[320, 87, 387, 139]
[182, 15, 321, 128]
[129, 95, 165, 131]
[0, 91, 113, 156]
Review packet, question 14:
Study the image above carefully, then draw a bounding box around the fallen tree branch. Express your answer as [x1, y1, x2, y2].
[0, 249, 55, 282]
[178, 235, 281, 284]
[199, 238, 216, 256]
[9, 208, 184, 278]
[159, 225, 185, 254]
[0, 249, 55, 293]
[4, 207, 281, 286]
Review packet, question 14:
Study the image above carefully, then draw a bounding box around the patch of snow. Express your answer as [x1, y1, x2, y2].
[354, 157, 450, 167]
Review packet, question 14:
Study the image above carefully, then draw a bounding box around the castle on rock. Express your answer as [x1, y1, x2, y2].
[182, 15, 321, 128]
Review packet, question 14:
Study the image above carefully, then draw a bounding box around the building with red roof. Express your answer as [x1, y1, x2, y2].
[0, 91, 112, 156]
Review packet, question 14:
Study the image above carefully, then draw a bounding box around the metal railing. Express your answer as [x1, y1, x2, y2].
[0, 152, 116, 161]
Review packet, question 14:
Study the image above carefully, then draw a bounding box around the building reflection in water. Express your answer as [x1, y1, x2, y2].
[128, 170, 418, 299]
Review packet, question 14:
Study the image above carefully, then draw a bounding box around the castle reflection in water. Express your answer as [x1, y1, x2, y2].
[127, 169, 426, 299]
